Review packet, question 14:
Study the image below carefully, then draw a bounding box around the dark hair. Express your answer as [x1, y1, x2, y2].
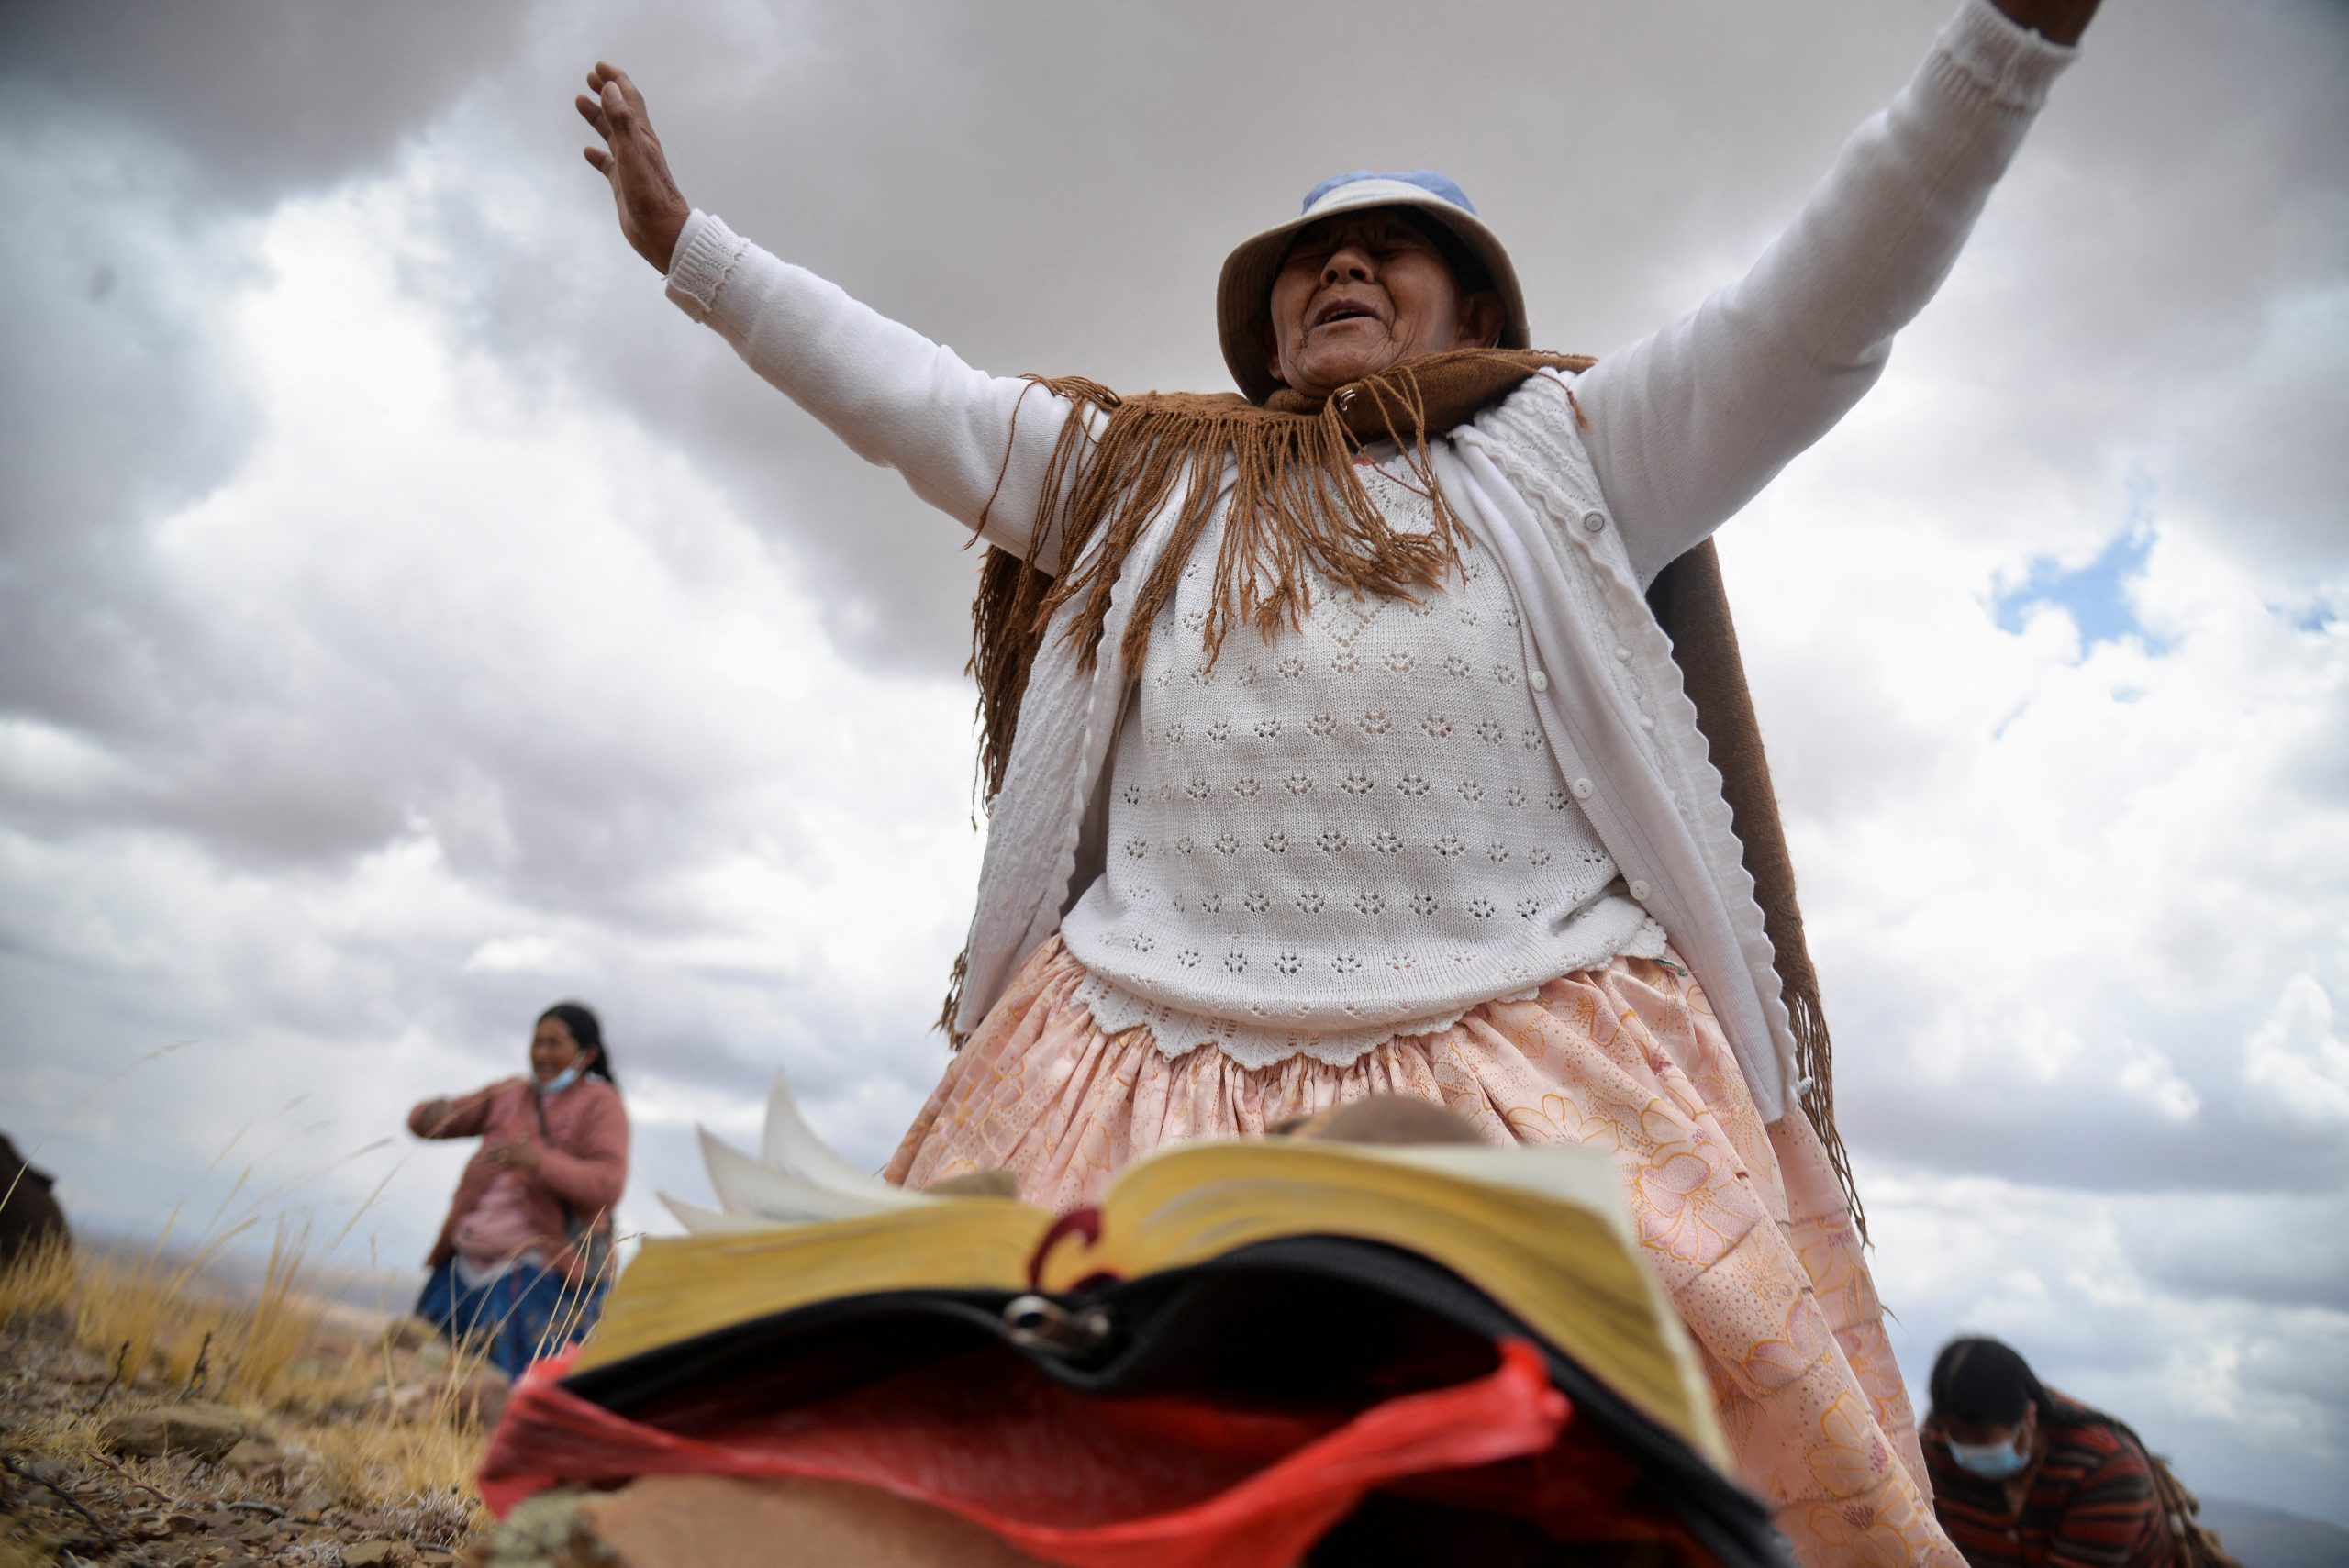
[1929, 1337, 2048, 1426]
[540, 1001, 618, 1089]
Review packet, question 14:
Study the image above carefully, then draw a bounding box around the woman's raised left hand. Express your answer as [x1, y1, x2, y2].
[1989, 0, 2100, 45]
[578, 63, 691, 274]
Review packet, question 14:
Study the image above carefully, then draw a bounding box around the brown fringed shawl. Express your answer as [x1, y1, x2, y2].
[952, 347, 1863, 1237]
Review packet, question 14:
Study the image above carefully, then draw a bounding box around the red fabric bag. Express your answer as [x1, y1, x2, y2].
[481, 1237, 1787, 1566]
[483, 1338, 1564, 1568]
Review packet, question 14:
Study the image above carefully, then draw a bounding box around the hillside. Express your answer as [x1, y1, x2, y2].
[2196, 1497, 2349, 1568]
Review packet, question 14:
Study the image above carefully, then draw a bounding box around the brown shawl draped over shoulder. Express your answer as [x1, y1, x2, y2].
[952, 347, 1863, 1237]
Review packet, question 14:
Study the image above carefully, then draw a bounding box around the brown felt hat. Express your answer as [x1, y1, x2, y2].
[1217, 171, 1531, 405]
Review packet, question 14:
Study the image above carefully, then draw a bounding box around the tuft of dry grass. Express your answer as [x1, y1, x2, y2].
[0, 1230, 75, 1322]
[0, 1522, 51, 1568]
[3, 1220, 354, 1407]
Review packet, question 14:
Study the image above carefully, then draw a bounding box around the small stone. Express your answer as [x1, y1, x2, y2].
[344, 1540, 417, 1567]
[218, 1436, 283, 1476]
[381, 1369, 507, 1428]
[447, 1370, 510, 1429]
[570, 1474, 1055, 1566]
[103, 1400, 249, 1461]
[382, 1316, 437, 1352]
[169, 1509, 207, 1534]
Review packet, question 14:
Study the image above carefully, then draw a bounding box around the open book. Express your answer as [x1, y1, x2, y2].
[583, 1074, 1723, 1468]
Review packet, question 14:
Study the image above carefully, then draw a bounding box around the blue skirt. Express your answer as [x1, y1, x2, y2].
[415, 1256, 608, 1381]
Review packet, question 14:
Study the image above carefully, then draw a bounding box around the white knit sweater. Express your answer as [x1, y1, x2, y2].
[1060, 462, 1665, 1066]
[663, 0, 2075, 1114]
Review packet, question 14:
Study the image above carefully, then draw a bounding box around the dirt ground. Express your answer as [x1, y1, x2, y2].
[0, 1307, 490, 1568]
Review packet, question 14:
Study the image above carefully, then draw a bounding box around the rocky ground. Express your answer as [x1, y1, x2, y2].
[0, 1308, 495, 1568]
[0, 1265, 1054, 1568]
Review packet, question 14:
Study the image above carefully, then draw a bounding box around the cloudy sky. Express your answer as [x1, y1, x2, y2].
[5, 0, 2343, 1527]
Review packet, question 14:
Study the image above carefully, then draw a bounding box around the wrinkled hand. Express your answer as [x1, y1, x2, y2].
[1989, 0, 2099, 44]
[578, 63, 690, 274]
[486, 1137, 545, 1175]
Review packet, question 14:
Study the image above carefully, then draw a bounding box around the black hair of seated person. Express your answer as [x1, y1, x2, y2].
[1929, 1336, 2052, 1427]
[541, 1000, 618, 1089]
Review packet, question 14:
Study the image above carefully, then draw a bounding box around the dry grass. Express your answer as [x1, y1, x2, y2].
[0, 1523, 53, 1568]
[0, 1221, 499, 1529]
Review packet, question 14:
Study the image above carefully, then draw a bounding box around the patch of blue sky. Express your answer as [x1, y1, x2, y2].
[1992, 468, 2170, 658]
[2285, 600, 2339, 635]
[1991, 525, 2164, 654]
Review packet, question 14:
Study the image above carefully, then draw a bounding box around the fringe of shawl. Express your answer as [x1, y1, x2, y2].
[942, 348, 1863, 1240]
[966, 350, 1593, 802]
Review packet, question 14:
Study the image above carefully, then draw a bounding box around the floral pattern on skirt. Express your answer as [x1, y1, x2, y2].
[885, 938, 1958, 1568]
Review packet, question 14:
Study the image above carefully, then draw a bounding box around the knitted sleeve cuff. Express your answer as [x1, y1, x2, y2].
[664, 208, 750, 324]
[1937, 0, 2078, 114]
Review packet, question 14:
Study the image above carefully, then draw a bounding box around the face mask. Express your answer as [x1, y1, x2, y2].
[538, 1063, 583, 1096]
[1948, 1433, 2030, 1481]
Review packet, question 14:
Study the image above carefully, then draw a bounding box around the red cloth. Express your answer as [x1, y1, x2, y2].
[480, 1339, 1574, 1568]
[409, 1078, 628, 1284]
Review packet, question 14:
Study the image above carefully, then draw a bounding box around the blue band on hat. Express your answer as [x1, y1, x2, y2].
[1300, 170, 1477, 216]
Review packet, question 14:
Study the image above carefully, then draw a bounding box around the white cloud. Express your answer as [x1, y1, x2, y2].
[6, 145, 986, 1277]
[2243, 975, 2349, 1124]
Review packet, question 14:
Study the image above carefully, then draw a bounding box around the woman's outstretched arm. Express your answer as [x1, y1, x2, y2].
[407, 1081, 519, 1140]
[1568, 0, 2091, 584]
[580, 66, 1085, 570]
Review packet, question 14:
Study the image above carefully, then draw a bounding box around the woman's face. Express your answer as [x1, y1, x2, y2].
[1264, 209, 1501, 400]
[1937, 1404, 2039, 1462]
[529, 1015, 586, 1083]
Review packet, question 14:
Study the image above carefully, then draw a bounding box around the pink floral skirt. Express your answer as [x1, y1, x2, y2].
[886, 937, 1957, 1568]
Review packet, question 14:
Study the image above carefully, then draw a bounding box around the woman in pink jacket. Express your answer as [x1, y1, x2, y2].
[407, 1002, 629, 1378]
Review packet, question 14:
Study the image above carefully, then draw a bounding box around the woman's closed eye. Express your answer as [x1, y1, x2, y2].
[1294, 242, 1419, 266]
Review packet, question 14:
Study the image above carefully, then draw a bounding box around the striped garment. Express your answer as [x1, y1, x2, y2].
[1924, 1396, 2176, 1568]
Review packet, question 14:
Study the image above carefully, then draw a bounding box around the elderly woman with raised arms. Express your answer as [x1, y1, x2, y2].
[579, 2, 2099, 1562]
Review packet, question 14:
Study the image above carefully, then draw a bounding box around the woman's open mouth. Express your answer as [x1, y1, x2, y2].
[1310, 299, 1382, 330]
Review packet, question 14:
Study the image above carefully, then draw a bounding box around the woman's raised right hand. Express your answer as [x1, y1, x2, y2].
[578, 63, 692, 275]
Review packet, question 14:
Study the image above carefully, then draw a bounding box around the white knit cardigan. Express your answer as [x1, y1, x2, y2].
[664, 0, 2074, 1123]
